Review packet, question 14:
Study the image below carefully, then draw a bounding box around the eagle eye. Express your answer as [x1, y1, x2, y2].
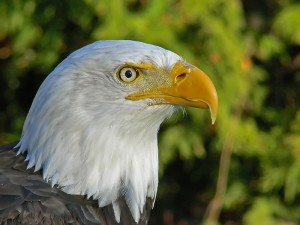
[118, 67, 139, 83]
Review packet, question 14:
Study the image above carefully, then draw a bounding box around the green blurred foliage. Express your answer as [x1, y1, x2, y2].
[0, 0, 300, 224]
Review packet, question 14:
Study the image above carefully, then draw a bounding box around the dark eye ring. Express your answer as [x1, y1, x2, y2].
[118, 67, 139, 83]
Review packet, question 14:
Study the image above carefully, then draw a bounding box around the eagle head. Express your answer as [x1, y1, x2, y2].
[16, 40, 218, 222]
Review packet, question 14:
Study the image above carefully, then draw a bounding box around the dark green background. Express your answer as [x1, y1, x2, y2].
[1, 0, 300, 224]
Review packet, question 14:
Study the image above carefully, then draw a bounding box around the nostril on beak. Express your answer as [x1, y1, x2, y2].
[175, 73, 187, 83]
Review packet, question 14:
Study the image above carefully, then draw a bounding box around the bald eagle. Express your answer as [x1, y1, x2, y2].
[0, 40, 218, 225]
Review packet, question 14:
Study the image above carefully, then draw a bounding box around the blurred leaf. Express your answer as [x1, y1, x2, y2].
[258, 35, 284, 60]
[243, 197, 281, 225]
[273, 4, 300, 44]
[223, 181, 247, 209]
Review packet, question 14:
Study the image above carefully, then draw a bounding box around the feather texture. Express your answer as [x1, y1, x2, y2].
[0, 143, 153, 225]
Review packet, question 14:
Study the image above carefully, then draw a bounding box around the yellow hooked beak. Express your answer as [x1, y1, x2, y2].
[126, 61, 218, 124]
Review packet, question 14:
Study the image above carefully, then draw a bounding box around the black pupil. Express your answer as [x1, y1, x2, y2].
[125, 70, 133, 78]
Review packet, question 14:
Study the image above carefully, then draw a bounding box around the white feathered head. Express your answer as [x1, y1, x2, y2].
[17, 40, 218, 222]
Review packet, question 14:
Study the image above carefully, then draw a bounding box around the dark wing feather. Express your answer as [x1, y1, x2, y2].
[0, 143, 153, 225]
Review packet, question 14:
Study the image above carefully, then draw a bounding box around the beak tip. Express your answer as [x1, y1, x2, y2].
[210, 112, 217, 125]
[209, 98, 218, 125]
[211, 118, 216, 125]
